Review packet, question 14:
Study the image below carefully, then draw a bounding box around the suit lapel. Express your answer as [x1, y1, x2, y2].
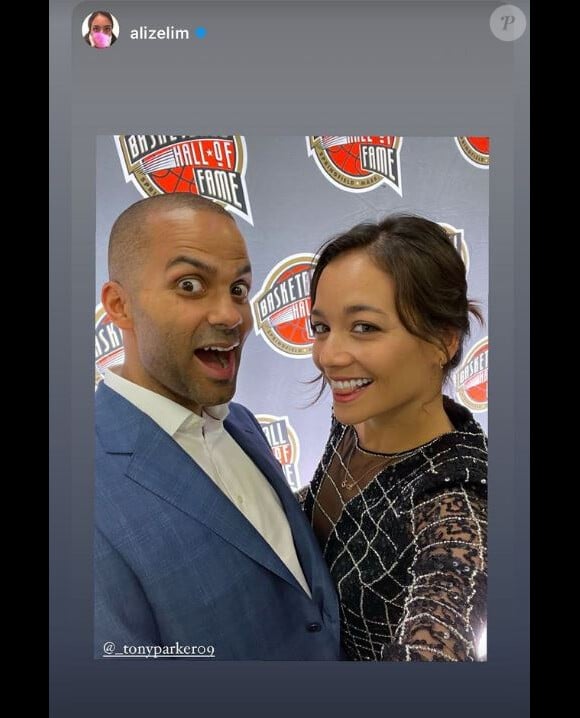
[225, 416, 337, 611]
[97, 386, 300, 591]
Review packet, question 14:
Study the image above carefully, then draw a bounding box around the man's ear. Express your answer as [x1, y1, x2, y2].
[101, 281, 133, 330]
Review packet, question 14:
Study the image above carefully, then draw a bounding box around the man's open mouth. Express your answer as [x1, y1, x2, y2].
[193, 342, 240, 378]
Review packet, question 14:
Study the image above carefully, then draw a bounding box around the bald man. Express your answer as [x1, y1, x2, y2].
[94, 194, 340, 660]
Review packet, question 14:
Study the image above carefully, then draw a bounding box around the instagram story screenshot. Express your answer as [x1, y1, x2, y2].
[50, 1, 529, 715]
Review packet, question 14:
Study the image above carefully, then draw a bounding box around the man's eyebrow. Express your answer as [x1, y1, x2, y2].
[236, 263, 252, 276]
[165, 256, 252, 277]
[165, 256, 217, 274]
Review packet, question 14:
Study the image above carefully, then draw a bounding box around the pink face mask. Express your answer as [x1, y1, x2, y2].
[91, 31, 111, 48]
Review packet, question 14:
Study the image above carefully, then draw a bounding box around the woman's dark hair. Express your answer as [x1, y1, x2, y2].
[310, 214, 483, 385]
[85, 11, 117, 44]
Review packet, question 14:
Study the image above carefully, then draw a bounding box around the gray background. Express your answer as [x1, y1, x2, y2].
[95, 134, 489, 488]
[51, 0, 529, 715]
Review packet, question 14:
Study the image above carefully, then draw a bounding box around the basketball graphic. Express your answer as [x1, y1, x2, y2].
[454, 337, 488, 412]
[95, 303, 125, 389]
[306, 135, 403, 195]
[115, 134, 253, 224]
[251, 254, 316, 358]
[455, 137, 490, 168]
[256, 414, 301, 490]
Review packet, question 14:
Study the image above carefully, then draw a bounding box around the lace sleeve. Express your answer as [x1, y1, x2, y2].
[382, 486, 487, 661]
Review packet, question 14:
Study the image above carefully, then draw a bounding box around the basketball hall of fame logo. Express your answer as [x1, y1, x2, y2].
[306, 136, 403, 195]
[454, 337, 488, 413]
[251, 254, 316, 358]
[257, 414, 301, 491]
[454, 137, 489, 168]
[95, 303, 125, 389]
[439, 222, 470, 275]
[115, 134, 253, 224]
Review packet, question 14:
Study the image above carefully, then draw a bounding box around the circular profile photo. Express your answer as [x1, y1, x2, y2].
[82, 11, 119, 49]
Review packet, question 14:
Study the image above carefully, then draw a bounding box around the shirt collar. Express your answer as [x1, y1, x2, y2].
[104, 368, 229, 438]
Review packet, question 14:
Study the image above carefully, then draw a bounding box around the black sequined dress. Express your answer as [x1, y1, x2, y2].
[302, 397, 487, 661]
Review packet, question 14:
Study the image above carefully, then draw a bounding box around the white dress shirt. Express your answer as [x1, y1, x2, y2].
[104, 369, 311, 597]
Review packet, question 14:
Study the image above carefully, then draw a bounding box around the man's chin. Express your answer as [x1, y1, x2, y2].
[202, 380, 237, 405]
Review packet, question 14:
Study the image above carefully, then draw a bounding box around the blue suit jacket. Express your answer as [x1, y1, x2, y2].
[94, 383, 341, 660]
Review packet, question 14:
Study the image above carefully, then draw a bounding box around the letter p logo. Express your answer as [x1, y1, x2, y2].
[490, 5, 527, 41]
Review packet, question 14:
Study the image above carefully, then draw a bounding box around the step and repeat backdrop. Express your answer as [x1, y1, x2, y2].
[95, 135, 489, 490]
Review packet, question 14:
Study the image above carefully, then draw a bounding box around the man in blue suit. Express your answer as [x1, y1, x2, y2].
[95, 193, 341, 659]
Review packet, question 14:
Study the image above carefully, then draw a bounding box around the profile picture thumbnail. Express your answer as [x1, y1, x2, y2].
[82, 11, 119, 49]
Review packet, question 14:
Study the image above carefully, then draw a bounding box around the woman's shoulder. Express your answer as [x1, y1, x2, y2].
[366, 397, 488, 508]
[440, 395, 488, 472]
[400, 399, 487, 503]
[443, 395, 487, 445]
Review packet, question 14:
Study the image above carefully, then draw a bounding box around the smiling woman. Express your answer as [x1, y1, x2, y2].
[302, 214, 488, 661]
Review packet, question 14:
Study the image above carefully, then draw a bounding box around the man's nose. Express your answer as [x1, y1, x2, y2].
[207, 294, 244, 330]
